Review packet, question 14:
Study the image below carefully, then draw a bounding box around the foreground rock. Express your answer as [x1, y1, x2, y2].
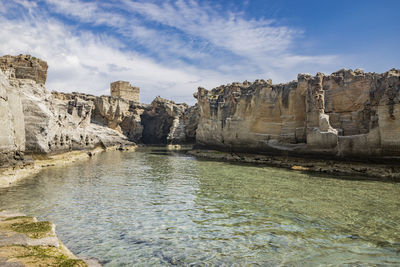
[0, 210, 89, 266]
[195, 69, 400, 160]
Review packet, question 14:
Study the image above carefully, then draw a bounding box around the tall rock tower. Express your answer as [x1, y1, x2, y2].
[110, 81, 140, 102]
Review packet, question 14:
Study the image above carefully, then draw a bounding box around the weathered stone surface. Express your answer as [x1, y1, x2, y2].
[51, 93, 199, 145]
[0, 211, 88, 267]
[0, 55, 134, 157]
[140, 97, 198, 144]
[196, 69, 400, 159]
[0, 70, 25, 168]
[90, 94, 147, 142]
[0, 55, 48, 84]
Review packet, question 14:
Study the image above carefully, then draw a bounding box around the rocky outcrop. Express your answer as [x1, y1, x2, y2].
[90, 94, 147, 143]
[54, 92, 147, 143]
[0, 54, 48, 84]
[140, 97, 199, 144]
[0, 210, 88, 266]
[195, 69, 400, 160]
[167, 103, 199, 144]
[22, 86, 132, 154]
[52, 92, 200, 145]
[0, 55, 134, 158]
[0, 70, 25, 168]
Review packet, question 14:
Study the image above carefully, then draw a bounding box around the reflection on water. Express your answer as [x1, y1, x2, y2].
[0, 148, 399, 266]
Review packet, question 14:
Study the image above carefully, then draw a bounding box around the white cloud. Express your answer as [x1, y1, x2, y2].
[0, 0, 340, 104]
[44, 0, 126, 27]
[122, 0, 296, 55]
[0, 16, 234, 103]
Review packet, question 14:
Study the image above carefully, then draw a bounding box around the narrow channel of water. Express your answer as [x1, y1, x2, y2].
[0, 148, 399, 266]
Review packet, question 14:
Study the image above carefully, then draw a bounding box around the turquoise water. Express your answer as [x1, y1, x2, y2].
[0, 148, 399, 266]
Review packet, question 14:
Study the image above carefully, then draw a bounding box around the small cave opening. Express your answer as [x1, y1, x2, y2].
[140, 112, 174, 144]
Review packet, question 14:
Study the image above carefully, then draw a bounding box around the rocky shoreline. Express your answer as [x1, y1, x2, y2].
[0, 53, 399, 265]
[0, 210, 96, 267]
[0, 145, 136, 188]
[187, 149, 400, 181]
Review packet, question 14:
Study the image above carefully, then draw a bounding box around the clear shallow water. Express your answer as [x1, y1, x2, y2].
[1, 148, 400, 266]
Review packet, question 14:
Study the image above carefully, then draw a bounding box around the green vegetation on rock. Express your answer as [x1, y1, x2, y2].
[10, 245, 87, 266]
[11, 221, 52, 239]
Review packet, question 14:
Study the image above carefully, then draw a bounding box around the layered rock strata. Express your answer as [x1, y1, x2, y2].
[196, 69, 400, 160]
[53, 92, 146, 144]
[140, 97, 199, 144]
[0, 70, 25, 168]
[0, 55, 134, 163]
[52, 94, 199, 145]
[0, 54, 48, 84]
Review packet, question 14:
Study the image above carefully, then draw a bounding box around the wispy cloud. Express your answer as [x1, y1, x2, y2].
[0, 0, 339, 103]
[122, 0, 296, 56]
[44, 0, 126, 27]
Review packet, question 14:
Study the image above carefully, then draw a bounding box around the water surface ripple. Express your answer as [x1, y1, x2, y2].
[0, 148, 399, 266]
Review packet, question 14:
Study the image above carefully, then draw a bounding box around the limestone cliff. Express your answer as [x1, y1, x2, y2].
[0, 70, 25, 168]
[140, 97, 198, 144]
[0, 54, 48, 84]
[0, 55, 133, 159]
[196, 69, 400, 159]
[52, 92, 199, 145]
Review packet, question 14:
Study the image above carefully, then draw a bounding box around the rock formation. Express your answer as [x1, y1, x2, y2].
[195, 68, 400, 159]
[54, 92, 147, 143]
[140, 97, 196, 144]
[0, 70, 25, 168]
[52, 91, 199, 145]
[0, 55, 133, 163]
[0, 54, 48, 84]
[0, 210, 88, 266]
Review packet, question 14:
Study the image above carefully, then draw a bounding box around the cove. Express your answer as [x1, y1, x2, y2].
[0, 148, 399, 266]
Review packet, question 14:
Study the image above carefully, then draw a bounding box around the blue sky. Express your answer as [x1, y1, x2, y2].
[0, 0, 399, 104]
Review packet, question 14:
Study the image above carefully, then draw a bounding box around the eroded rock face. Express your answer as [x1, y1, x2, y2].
[196, 69, 400, 159]
[53, 93, 199, 145]
[0, 54, 48, 84]
[0, 55, 133, 156]
[140, 97, 199, 144]
[90, 95, 147, 143]
[0, 70, 25, 168]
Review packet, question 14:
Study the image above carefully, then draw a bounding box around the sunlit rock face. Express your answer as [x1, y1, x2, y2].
[0, 54, 48, 85]
[195, 69, 400, 159]
[0, 55, 133, 156]
[0, 70, 25, 168]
